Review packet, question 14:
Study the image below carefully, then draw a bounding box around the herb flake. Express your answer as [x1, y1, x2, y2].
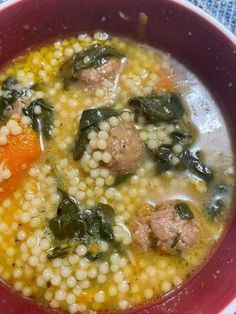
[175, 202, 194, 220]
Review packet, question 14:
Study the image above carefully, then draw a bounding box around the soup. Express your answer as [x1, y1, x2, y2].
[0, 33, 234, 313]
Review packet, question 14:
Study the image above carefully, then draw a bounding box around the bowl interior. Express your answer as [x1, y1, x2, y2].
[0, 0, 236, 313]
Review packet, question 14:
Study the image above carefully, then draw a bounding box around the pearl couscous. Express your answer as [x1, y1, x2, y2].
[0, 32, 234, 313]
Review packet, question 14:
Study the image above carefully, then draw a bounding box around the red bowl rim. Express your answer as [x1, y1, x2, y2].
[0, 0, 235, 43]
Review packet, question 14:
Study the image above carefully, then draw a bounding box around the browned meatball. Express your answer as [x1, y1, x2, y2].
[105, 122, 143, 174]
[150, 202, 199, 251]
[132, 204, 154, 251]
[133, 221, 151, 252]
[80, 59, 121, 86]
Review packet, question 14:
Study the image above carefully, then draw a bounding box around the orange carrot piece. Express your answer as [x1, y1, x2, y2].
[157, 72, 176, 93]
[0, 125, 41, 201]
[77, 291, 90, 304]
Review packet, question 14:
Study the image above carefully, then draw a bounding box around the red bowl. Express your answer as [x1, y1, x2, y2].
[0, 0, 236, 313]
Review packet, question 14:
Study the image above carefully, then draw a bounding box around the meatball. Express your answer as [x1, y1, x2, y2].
[132, 204, 154, 252]
[133, 221, 151, 252]
[105, 122, 143, 174]
[80, 59, 121, 86]
[150, 202, 199, 251]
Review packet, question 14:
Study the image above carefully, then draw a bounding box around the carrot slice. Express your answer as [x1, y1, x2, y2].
[157, 71, 176, 93]
[0, 125, 41, 201]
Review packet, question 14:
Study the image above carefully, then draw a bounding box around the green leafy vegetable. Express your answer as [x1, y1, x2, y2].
[49, 211, 86, 241]
[86, 251, 103, 261]
[56, 188, 80, 216]
[82, 203, 115, 241]
[129, 92, 184, 123]
[49, 189, 85, 240]
[47, 243, 71, 259]
[60, 43, 124, 84]
[146, 144, 177, 174]
[2, 76, 18, 90]
[0, 76, 28, 122]
[73, 107, 118, 160]
[175, 202, 194, 220]
[96, 203, 115, 224]
[208, 199, 225, 219]
[28, 83, 39, 91]
[171, 233, 180, 249]
[181, 150, 213, 182]
[207, 183, 228, 219]
[82, 209, 102, 238]
[80, 107, 118, 131]
[156, 145, 176, 173]
[48, 189, 116, 259]
[96, 203, 115, 241]
[23, 98, 54, 140]
[112, 173, 132, 187]
[99, 224, 114, 241]
[0, 96, 12, 121]
[155, 158, 171, 173]
[73, 128, 94, 161]
[170, 131, 192, 146]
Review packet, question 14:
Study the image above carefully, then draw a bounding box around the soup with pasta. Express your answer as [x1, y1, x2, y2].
[0, 32, 234, 313]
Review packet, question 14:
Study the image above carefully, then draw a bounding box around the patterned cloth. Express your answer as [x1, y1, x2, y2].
[0, 0, 235, 34]
[190, 0, 236, 34]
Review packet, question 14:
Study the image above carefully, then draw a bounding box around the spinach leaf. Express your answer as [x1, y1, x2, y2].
[73, 107, 118, 160]
[175, 202, 194, 220]
[207, 183, 228, 219]
[49, 212, 86, 240]
[56, 188, 80, 216]
[96, 203, 115, 241]
[171, 131, 192, 146]
[47, 244, 71, 259]
[100, 224, 114, 241]
[96, 203, 115, 224]
[0, 96, 12, 121]
[112, 173, 132, 187]
[0, 76, 28, 122]
[82, 209, 101, 238]
[83, 203, 115, 241]
[129, 92, 184, 123]
[181, 150, 213, 182]
[155, 158, 171, 173]
[80, 107, 118, 130]
[61, 44, 124, 84]
[2, 76, 28, 101]
[148, 144, 176, 174]
[73, 128, 93, 160]
[156, 145, 176, 171]
[2, 76, 18, 90]
[48, 189, 116, 259]
[171, 233, 180, 249]
[208, 199, 225, 219]
[22, 98, 54, 140]
[86, 251, 103, 261]
[49, 189, 85, 240]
